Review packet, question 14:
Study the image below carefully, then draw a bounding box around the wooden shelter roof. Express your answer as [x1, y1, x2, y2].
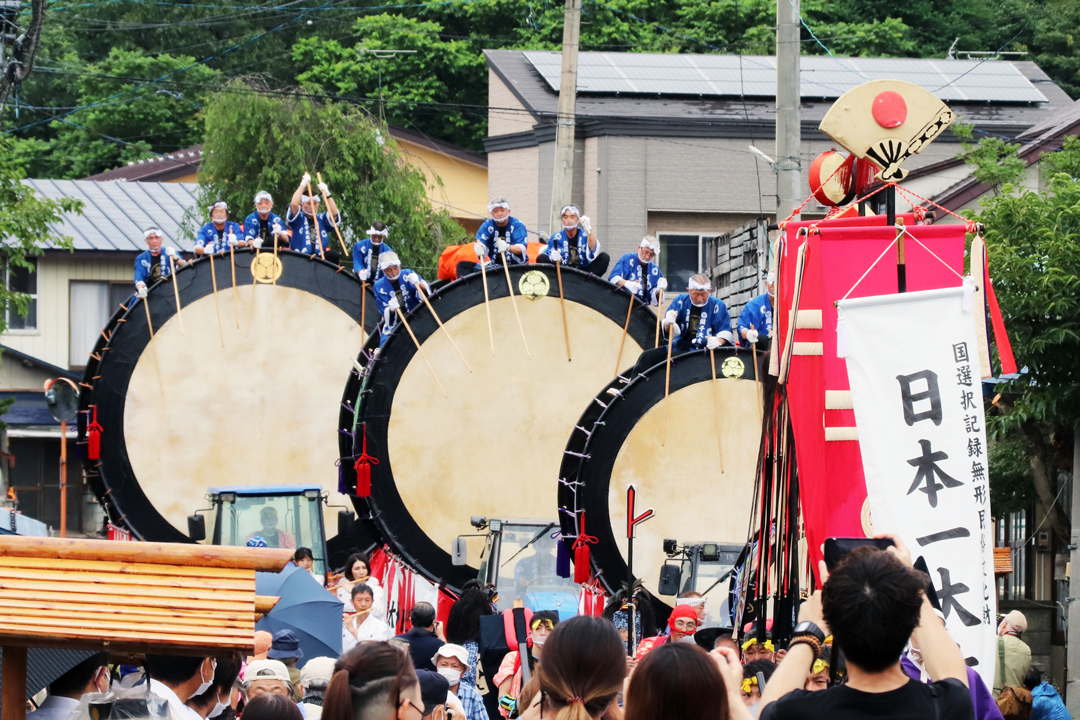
[0, 536, 292, 655]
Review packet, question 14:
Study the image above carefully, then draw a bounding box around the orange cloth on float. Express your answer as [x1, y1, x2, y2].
[437, 242, 545, 281]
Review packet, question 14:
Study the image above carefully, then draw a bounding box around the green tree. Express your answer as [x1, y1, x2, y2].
[197, 81, 467, 278]
[11, 48, 222, 178]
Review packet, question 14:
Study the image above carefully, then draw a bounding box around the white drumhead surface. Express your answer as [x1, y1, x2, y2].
[388, 294, 644, 559]
[607, 378, 760, 598]
[125, 284, 362, 533]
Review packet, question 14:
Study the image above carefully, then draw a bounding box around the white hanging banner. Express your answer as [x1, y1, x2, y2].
[838, 285, 996, 688]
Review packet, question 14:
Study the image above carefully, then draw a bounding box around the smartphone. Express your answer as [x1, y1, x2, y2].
[823, 537, 895, 572]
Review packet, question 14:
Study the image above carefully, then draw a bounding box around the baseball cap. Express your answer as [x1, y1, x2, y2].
[244, 659, 291, 684]
[300, 657, 337, 686]
[416, 669, 449, 714]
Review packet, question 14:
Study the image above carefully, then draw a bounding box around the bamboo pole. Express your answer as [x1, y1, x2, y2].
[555, 258, 571, 361]
[396, 307, 447, 399]
[615, 292, 634, 376]
[661, 329, 674, 446]
[654, 290, 664, 348]
[207, 250, 225, 348]
[304, 175, 326, 260]
[316, 172, 350, 257]
[501, 251, 530, 357]
[478, 255, 494, 355]
[143, 298, 164, 395]
[170, 263, 184, 335]
[229, 242, 239, 329]
[417, 284, 471, 372]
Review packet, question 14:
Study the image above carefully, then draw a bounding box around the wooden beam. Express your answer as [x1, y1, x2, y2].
[0, 567, 252, 591]
[254, 596, 280, 614]
[2, 645, 27, 720]
[0, 537, 293, 572]
[0, 579, 254, 604]
[0, 588, 253, 613]
[0, 557, 254, 579]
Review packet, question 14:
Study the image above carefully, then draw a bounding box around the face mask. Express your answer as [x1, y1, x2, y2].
[195, 661, 216, 697]
[562, 220, 577, 229]
[437, 668, 462, 685]
[678, 634, 697, 643]
[691, 297, 707, 308]
[533, 636, 547, 646]
[209, 700, 228, 718]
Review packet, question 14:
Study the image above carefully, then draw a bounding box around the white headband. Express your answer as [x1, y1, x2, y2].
[639, 238, 660, 255]
[688, 278, 711, 291]
[676, 597, 706, 607]
[378, 251, 401, 270]
[254, 191, 273, 204]
[144, 228, 163, 239]
[209, 201, 227, 212]
[367, 226, 389, 237]
[560, 205, 580, 217]
[766, 271, 776, 284]
[301, 195, 320, 204]
[488, 201, 510, 212]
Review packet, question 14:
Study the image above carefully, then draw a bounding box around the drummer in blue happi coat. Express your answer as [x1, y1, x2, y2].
[456, 197, 528, 279]
[244, 191, 291, 249]
[352, 222, 395, 283]
[609, 236, 667, 306]
[661, 274, 734, 352]
[536, 205, 609, 277]
[286, 172, 342, 259]
[737, 271, 774, 347]
[134, 227, 188, 297]
[195, 201, 246, 255]
[373, 251, 431, 347]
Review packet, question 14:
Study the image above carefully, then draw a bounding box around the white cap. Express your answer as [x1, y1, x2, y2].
[243, 659, 291, 684]
[639, 236, 660, 255]
[432, 644, 471, 667]
[300, 657, 337, 686]
[254, 191, 273, 204]
[143, 227, 163, 239]
[378, 251, 401, 270]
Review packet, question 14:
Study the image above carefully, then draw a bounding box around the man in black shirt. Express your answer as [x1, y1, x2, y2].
[759, 535, 973, 720]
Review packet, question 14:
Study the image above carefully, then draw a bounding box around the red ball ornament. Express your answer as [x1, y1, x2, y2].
[872, 90, 907, 129]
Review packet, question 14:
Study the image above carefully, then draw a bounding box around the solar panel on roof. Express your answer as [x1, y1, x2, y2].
[522, 51, 1048, 103]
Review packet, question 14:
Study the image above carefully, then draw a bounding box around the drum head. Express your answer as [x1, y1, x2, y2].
[81, 250, 378, 542]
[340, 266, 658, 589]
[559, 349, 761, 615]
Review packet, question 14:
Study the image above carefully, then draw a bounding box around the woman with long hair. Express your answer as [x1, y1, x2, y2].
[445, 580, 494, 688]
[321, 642, 424, 720]
[624, 643, 750, 720]
[520, 616, 626, 720]
[335, 553, 386, 620]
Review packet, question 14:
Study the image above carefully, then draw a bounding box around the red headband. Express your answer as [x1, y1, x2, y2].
[668, 605, 699, 633]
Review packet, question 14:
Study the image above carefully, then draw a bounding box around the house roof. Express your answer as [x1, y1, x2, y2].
[84, 145, 204, 183]
[484, 51, 1075, 148]
[388, 126, 487, 167]
[21, 180, 199, 253]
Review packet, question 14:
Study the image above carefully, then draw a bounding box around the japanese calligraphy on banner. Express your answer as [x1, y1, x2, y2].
[838, 285, 995, 686]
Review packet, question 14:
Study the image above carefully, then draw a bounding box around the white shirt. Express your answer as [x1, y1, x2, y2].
[336, 577, 386, 621]
[342, 614, 393, 652]
[149, 679, 204, 720]
[27, 695, 80, 720]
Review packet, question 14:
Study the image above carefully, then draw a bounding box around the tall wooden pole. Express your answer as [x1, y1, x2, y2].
[548, 0, 581, 236]
[776, 0, 802, 223]
[59, 419, 67, 538]
[2, 646, 27, 720]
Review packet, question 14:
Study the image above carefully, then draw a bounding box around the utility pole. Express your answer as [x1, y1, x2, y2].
[1068, 430, 1080, 715]
[548, 0, 581, 236]
[775, 0, 802, 224]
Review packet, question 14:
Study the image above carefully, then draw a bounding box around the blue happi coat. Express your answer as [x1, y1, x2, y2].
[373, 270, 426, 346]
[134, 249, 179, 286]
[352, 239, 396, 283]
[286, 207, 341, 254]
[544, 226, 598, 268]
[243, 211, 288, 245]
[609, 252, 664, 305]
[667, 294, 734, 352]
[196, 221, 244, 254]
[475, 217, 528, 266]
[737, 293, 773, 341]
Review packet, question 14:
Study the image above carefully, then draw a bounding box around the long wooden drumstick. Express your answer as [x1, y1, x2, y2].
[501, 251, 530, 358]
[316, 172, 350, 257]
[614, 292, 634, 376]
[304, 175, 326, 260]
[418, 284, 471, 372]
[169, 261, 184, 335]
[229, 241, 239, 329]
[654, 290, 664, 348]
[661, 328, 674, 446]
[479, 253, 494, 355]
[143, 297, 164, 395]
[555, 258, 570, 362]
[709, 347, 726, 473]
[751, 322, 763, 417]
[207, 248, 225, 348]
[396, 307, 447, 399]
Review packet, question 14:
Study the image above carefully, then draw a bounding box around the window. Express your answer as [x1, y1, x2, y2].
[70, 281, 114, 369]
[8, 438, 82, 534]
[656, 233, 712, 292]
[4, 257, 39, 332]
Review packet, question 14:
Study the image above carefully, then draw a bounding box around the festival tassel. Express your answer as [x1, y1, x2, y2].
[87, 406, 103, 460]
[353, 423, 379, 497]
[572, 513, 598, 584]
[556, 537, 571, 578]
[982, 255, 1017, 375]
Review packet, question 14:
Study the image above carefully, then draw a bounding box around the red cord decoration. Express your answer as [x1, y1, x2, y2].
[572, 512, 599, 584]
[87, 406, 103, 460]
[353, 423, 379, 497]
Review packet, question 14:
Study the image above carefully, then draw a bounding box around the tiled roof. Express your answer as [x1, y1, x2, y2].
[84, 145, 203, 182]
[21, 180, 200, 252]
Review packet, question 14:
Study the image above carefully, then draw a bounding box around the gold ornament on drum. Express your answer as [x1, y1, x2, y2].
[861, 497, 875, 537]
[251, 254, 283, 283]
[720, 356, 745, 379]
[519, 271, 550, 299]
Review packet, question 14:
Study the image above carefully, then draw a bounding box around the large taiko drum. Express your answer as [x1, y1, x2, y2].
[79, 249, 379, 542]
[338, 265, 658, 590]
[557, 348, 761, 616]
